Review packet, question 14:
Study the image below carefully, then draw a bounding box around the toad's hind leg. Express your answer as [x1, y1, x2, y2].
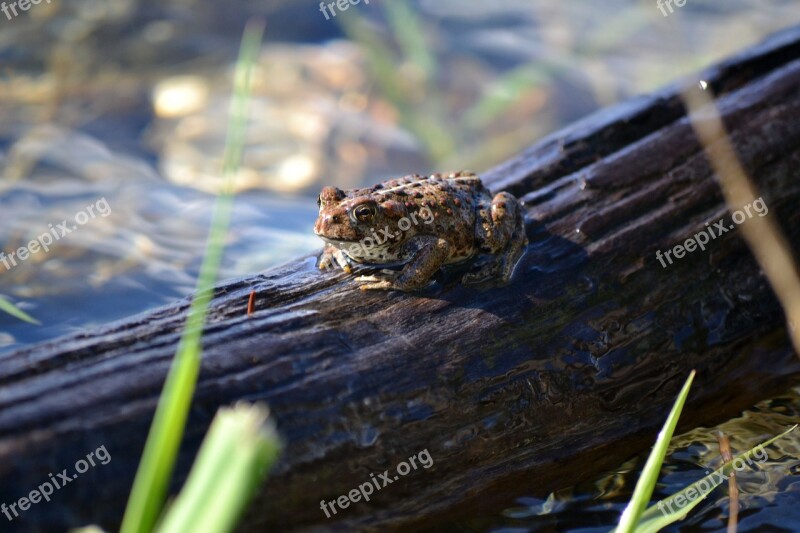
[463, 192, 528, 284]
[497, 207, 528, 281]
[358, 236, 450, 291]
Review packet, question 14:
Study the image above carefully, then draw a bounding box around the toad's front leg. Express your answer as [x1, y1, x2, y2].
[318, 243, 352, 273]
[358, 236, 450, 291]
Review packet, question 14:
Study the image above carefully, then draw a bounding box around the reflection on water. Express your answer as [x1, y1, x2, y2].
[0, 125, 320, 350]
[1, 0, 800, 530]
[150, 41, 428, 194]
[491, 387, 800, 532]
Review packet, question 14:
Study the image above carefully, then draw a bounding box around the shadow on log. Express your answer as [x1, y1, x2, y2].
[2, 25, 800, 533]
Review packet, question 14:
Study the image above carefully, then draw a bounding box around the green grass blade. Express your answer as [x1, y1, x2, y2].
[335, 13, 405, 104]
[634, 424, 798, 533]
[383, 1, 436, 80]
[336, 10, 454, 164]
[616, 370, 696, 533]
[463, 64, 552, 128]
[119, 19, 264, 533]
[0, 295, 40, 324]
[155, 403, 281, 533]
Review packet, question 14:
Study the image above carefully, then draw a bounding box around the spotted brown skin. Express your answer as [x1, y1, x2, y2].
[314, 171, 528, 291]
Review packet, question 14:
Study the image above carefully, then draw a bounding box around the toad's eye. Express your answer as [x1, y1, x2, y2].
[353, 204, 377, 223]
[317, 195, 322, 208]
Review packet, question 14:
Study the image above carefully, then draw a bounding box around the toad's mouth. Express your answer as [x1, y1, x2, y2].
[318, 236, 399, 261]
[317, 236, 360, 246]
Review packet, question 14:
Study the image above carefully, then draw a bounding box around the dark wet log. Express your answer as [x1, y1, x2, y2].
[3, 25, 800, 533]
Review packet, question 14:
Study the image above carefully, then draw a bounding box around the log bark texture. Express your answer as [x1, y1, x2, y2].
[2, 26, 800, 533]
